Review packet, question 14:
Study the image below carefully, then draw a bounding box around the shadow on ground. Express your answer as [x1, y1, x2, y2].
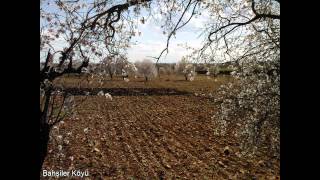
[63, 87, 192, 96]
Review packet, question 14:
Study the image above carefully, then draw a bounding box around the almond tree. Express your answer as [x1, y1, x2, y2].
[40, 0, 201, 170]
[123, 62, 138, 78]
[154, 0, 280, 158]
[135, 59, 157, 81]
[175, 57, 195, 81]
[100, 56, 116, 80]
[190, 0, 280, 158]
[40, 0, 154, 171]
[40, 0, 280, 173]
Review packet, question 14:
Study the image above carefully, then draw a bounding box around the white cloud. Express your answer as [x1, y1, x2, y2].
[40, 9, 208, 64]
[127, 36, 202, 63]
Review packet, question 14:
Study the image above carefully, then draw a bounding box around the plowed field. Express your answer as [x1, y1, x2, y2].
[41, 77, 280, 179]
[42, 75, 279, 179]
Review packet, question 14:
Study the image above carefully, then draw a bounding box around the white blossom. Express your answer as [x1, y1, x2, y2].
[135, 59, 158, 81]
[83, 128, 89, 134]
[212, 58, 280, 158]
[64, 139, 70, 145]
[54, 67, 64, 73]
[124, 78, 130, 82]
[43, 79, 52, 87]
[230, 71, 237, 76]
[57, 135, 63, 142]
[67, 132, 72, 136]
[105, 93, 113, 101]
[58, 145, 63, 151]
[81, 67, 89, 74]
[69, 156, 74, 161]
[97, 90, 104, 96]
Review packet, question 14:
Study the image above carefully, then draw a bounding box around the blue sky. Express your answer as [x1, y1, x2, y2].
[40, 1, 209, 63]
[124, 4, 209, 63]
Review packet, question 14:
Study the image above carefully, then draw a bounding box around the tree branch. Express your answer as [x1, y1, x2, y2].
[155, 0, 199, 62]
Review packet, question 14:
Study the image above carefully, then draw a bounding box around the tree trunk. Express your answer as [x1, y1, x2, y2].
[157, 65, 160, 78]
[145, 76, 148, 81]
[40, 120, 50, 172]
[39, 90, 52, 172]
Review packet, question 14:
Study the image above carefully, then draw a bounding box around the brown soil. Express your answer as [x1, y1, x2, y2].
[42, 94, 279, 179]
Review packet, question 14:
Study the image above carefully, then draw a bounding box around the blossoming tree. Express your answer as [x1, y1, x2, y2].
[40, 0, 280, 171]
[135, 59, 158, 81]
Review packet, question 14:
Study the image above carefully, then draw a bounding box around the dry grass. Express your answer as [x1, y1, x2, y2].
[55, 74, 234, 94]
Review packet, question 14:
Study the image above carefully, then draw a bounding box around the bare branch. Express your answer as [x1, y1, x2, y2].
[156, 0, 199, 63]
